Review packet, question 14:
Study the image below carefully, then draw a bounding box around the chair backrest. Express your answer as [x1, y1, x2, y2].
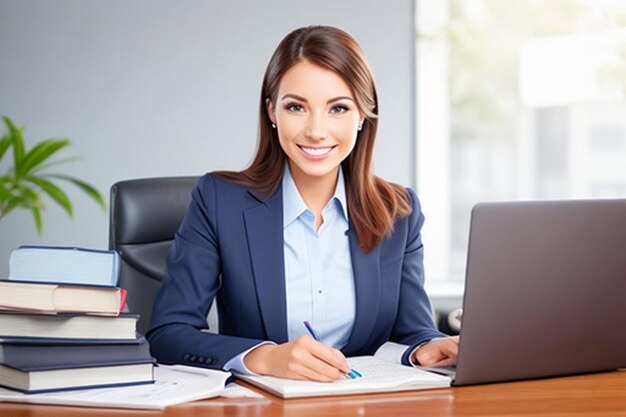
[109, 176, 199, 335]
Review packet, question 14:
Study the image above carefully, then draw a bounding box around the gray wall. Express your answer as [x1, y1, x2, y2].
[0, 0, 416, 275]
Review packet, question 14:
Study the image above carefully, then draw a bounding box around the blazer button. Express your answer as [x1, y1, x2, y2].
[190, 355, 196, 362]
[183, 353, 191, 361]
[197, 356, 205, 364]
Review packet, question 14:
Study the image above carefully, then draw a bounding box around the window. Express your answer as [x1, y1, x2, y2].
[416, 0, 626, 290]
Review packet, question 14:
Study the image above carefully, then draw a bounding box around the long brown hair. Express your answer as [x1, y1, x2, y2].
[215, 25, 411, 252]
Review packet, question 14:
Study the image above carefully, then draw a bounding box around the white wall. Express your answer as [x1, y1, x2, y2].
[0, 0, 416, 275]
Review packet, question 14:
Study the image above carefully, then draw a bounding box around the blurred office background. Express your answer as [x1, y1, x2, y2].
[417, 0, 626, 297]
[1, 1, 625, 307]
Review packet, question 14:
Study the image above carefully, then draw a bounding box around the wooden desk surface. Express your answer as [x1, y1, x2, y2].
[1, 370, 625, 417]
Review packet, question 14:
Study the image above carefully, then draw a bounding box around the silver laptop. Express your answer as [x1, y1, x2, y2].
[438, 199, 626, 386]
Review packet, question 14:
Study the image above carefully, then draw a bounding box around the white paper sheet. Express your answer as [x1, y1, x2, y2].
[0, 365, 230, 410]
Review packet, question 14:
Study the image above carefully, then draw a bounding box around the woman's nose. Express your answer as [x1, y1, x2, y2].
[304, 113, 328, 141]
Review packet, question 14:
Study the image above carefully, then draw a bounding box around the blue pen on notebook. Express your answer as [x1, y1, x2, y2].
[302, 321, 362, 379]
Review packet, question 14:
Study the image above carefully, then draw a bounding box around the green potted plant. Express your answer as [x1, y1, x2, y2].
[0, 116, 105, 234]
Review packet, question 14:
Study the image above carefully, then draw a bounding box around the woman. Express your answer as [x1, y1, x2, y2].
[147, 25, 458, 382]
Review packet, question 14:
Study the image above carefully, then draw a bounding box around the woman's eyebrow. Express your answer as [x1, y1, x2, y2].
[327, 96, 355, 104]
[281, 94, 307, 102]
[280, 94, 355, 104]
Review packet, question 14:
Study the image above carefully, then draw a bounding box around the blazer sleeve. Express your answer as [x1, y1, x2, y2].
[391, 188, 446, 364]
[146, 175, 264, 370]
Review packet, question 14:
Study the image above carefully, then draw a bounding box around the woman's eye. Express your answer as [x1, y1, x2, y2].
[285, 103, 304, 112]
[330, 105, 349, 114]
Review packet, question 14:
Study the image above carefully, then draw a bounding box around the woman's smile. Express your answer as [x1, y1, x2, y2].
[298, 144, 337, 159]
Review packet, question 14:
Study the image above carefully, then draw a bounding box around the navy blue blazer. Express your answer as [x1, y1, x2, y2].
[147, 173, 444, 370]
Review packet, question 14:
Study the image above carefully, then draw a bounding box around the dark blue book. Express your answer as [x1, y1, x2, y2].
[0, 338, 153, 371]
[0, 337, 155, 394]
[0, 363, 154, 394]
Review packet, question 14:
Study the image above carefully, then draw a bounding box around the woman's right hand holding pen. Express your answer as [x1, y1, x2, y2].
[244, 335, 351, 382]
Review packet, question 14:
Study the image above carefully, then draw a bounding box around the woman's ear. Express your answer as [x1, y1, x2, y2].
[265, 98, 276, 126]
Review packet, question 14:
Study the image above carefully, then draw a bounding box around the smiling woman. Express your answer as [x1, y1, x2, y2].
[146, 25, 459, 384]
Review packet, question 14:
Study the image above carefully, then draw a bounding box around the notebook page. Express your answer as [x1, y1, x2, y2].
[237, 356, 451, 398]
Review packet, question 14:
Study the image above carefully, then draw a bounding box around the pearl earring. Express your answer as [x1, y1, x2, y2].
[271, 123, 276, 129]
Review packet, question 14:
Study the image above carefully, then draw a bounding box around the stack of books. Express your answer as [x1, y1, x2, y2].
[0, 246, 155, 394]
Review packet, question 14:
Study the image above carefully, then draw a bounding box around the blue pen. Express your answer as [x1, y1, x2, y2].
[302, 321, 362, 379]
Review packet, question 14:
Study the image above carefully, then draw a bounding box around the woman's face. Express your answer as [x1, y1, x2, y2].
[267, 60, 362, 188]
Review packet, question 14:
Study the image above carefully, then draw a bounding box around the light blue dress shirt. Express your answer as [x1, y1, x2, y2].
[282, 165, 356, 347]
[224, 165, 356, 373]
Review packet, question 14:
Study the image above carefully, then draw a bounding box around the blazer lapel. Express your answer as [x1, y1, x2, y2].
[243, 188, 289, 343]
[342, 227, 381, 355]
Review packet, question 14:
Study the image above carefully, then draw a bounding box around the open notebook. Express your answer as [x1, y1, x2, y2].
[235, 356, 450, 398]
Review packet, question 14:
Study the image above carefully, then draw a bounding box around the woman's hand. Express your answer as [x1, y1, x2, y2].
[244, 335, 350, 382]
[412, 336, 459, 367]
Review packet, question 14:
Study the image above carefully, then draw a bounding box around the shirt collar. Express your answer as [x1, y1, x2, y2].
[333, 168, 349, 221]
[282, 164, 349, 228]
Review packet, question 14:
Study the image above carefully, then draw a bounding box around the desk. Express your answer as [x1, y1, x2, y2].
[1, 370, 625, 417]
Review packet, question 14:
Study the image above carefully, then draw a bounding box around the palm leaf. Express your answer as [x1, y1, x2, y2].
[25, 176, 73, 216]
[31, 207, 43, 235]
[18, 138, 71, 177]
[0, 182, 11, 218]
[0, 132, 11, 162]
[30, 156, 81, 174]
[2, 186, 42, 215]
[46, 173, 106, 209]
[0, 182, 10, 201]
[2, 117, 25, 174]
[1, 116, 105, 233]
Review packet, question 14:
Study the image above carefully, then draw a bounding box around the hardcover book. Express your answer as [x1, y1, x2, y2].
[0, 338, 153, 371]
[0, 281, 126, 316]
[0, 312, 138, 340]
[8, 246, 121, 287]
[0, 362, 154, 394]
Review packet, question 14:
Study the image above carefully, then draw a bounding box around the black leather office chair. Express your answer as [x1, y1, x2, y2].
[109, 176, 200, 335]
